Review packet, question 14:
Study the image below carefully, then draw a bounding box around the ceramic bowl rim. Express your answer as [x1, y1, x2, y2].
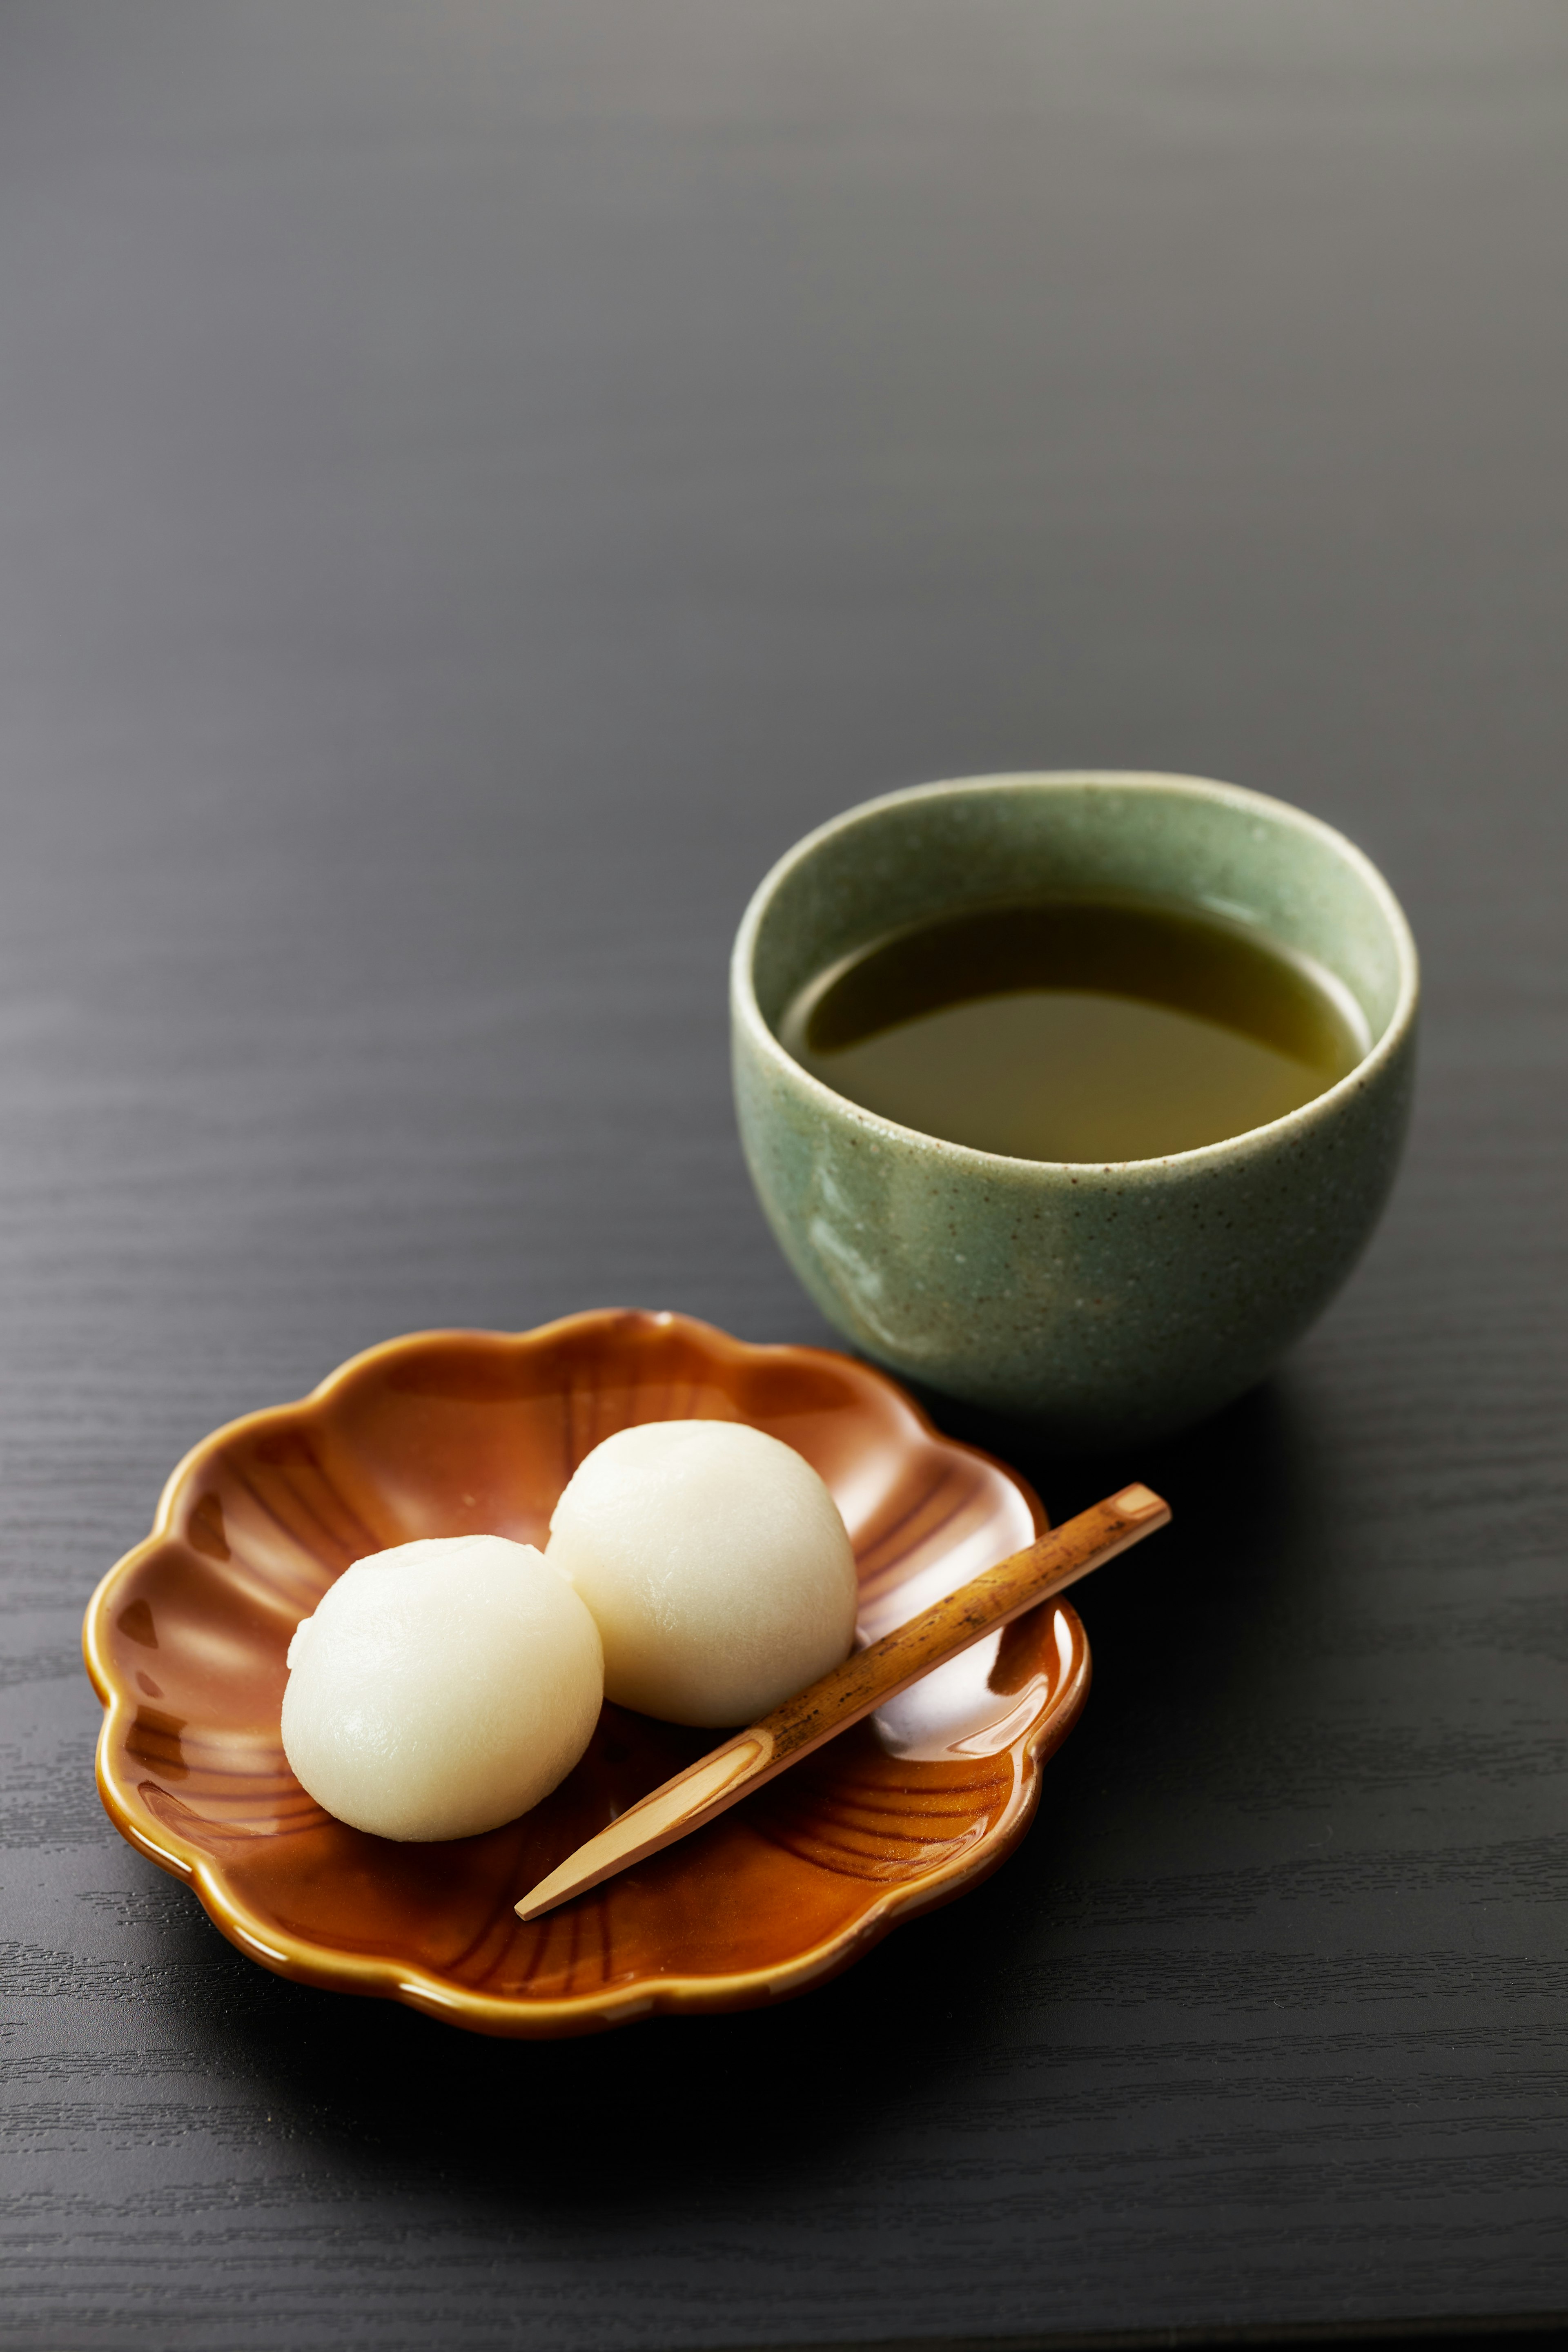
[82, 1310, 1090, 2036]
[731, 770, 1420, 1178]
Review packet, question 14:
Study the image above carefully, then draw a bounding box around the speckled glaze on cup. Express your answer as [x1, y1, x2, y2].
[732, 773, 1418, 1446]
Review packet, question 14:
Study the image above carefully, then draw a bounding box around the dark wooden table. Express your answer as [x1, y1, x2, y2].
[2, 4, 1566, 2347]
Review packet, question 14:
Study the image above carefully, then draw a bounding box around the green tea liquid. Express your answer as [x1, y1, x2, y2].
[778, 896, 1367, 1163]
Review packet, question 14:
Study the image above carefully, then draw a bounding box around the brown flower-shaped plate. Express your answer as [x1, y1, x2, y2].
[83, 1310, 1089, 2036]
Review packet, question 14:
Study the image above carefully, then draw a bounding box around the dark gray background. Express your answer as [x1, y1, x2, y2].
[1, 3, 1566, 2347]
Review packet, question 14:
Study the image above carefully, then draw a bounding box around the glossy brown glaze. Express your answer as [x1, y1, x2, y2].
[83, 1311, 1090, 2036]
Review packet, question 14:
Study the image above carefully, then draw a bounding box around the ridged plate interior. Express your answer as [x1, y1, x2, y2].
[83, 1311, 1090, 2036]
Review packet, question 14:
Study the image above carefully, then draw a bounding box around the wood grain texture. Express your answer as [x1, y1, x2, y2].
[0, 1, 1565, 2348]
[515, 1487, 1166, 1920]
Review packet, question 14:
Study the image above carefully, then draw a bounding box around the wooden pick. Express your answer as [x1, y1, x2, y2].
[515, 1481, 1170, 1923]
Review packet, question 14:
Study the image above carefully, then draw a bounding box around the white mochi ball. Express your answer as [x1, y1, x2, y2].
[281, 1534, 603, 1842]
[546, 1420, 859, 1727]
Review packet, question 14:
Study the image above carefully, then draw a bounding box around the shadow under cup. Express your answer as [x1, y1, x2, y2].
[731, 772, 1419, 1447]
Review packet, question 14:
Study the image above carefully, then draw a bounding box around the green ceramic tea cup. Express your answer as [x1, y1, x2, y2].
[731, 772, 1418, 1446]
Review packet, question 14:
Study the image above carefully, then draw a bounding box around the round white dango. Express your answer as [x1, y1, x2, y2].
[281, 1534, 603, 1842]
[546, 1420, 858, 1727]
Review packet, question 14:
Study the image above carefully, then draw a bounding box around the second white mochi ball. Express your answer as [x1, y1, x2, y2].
[281, 1534, 604, 1842]
[546, 1420, 859, 1726]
